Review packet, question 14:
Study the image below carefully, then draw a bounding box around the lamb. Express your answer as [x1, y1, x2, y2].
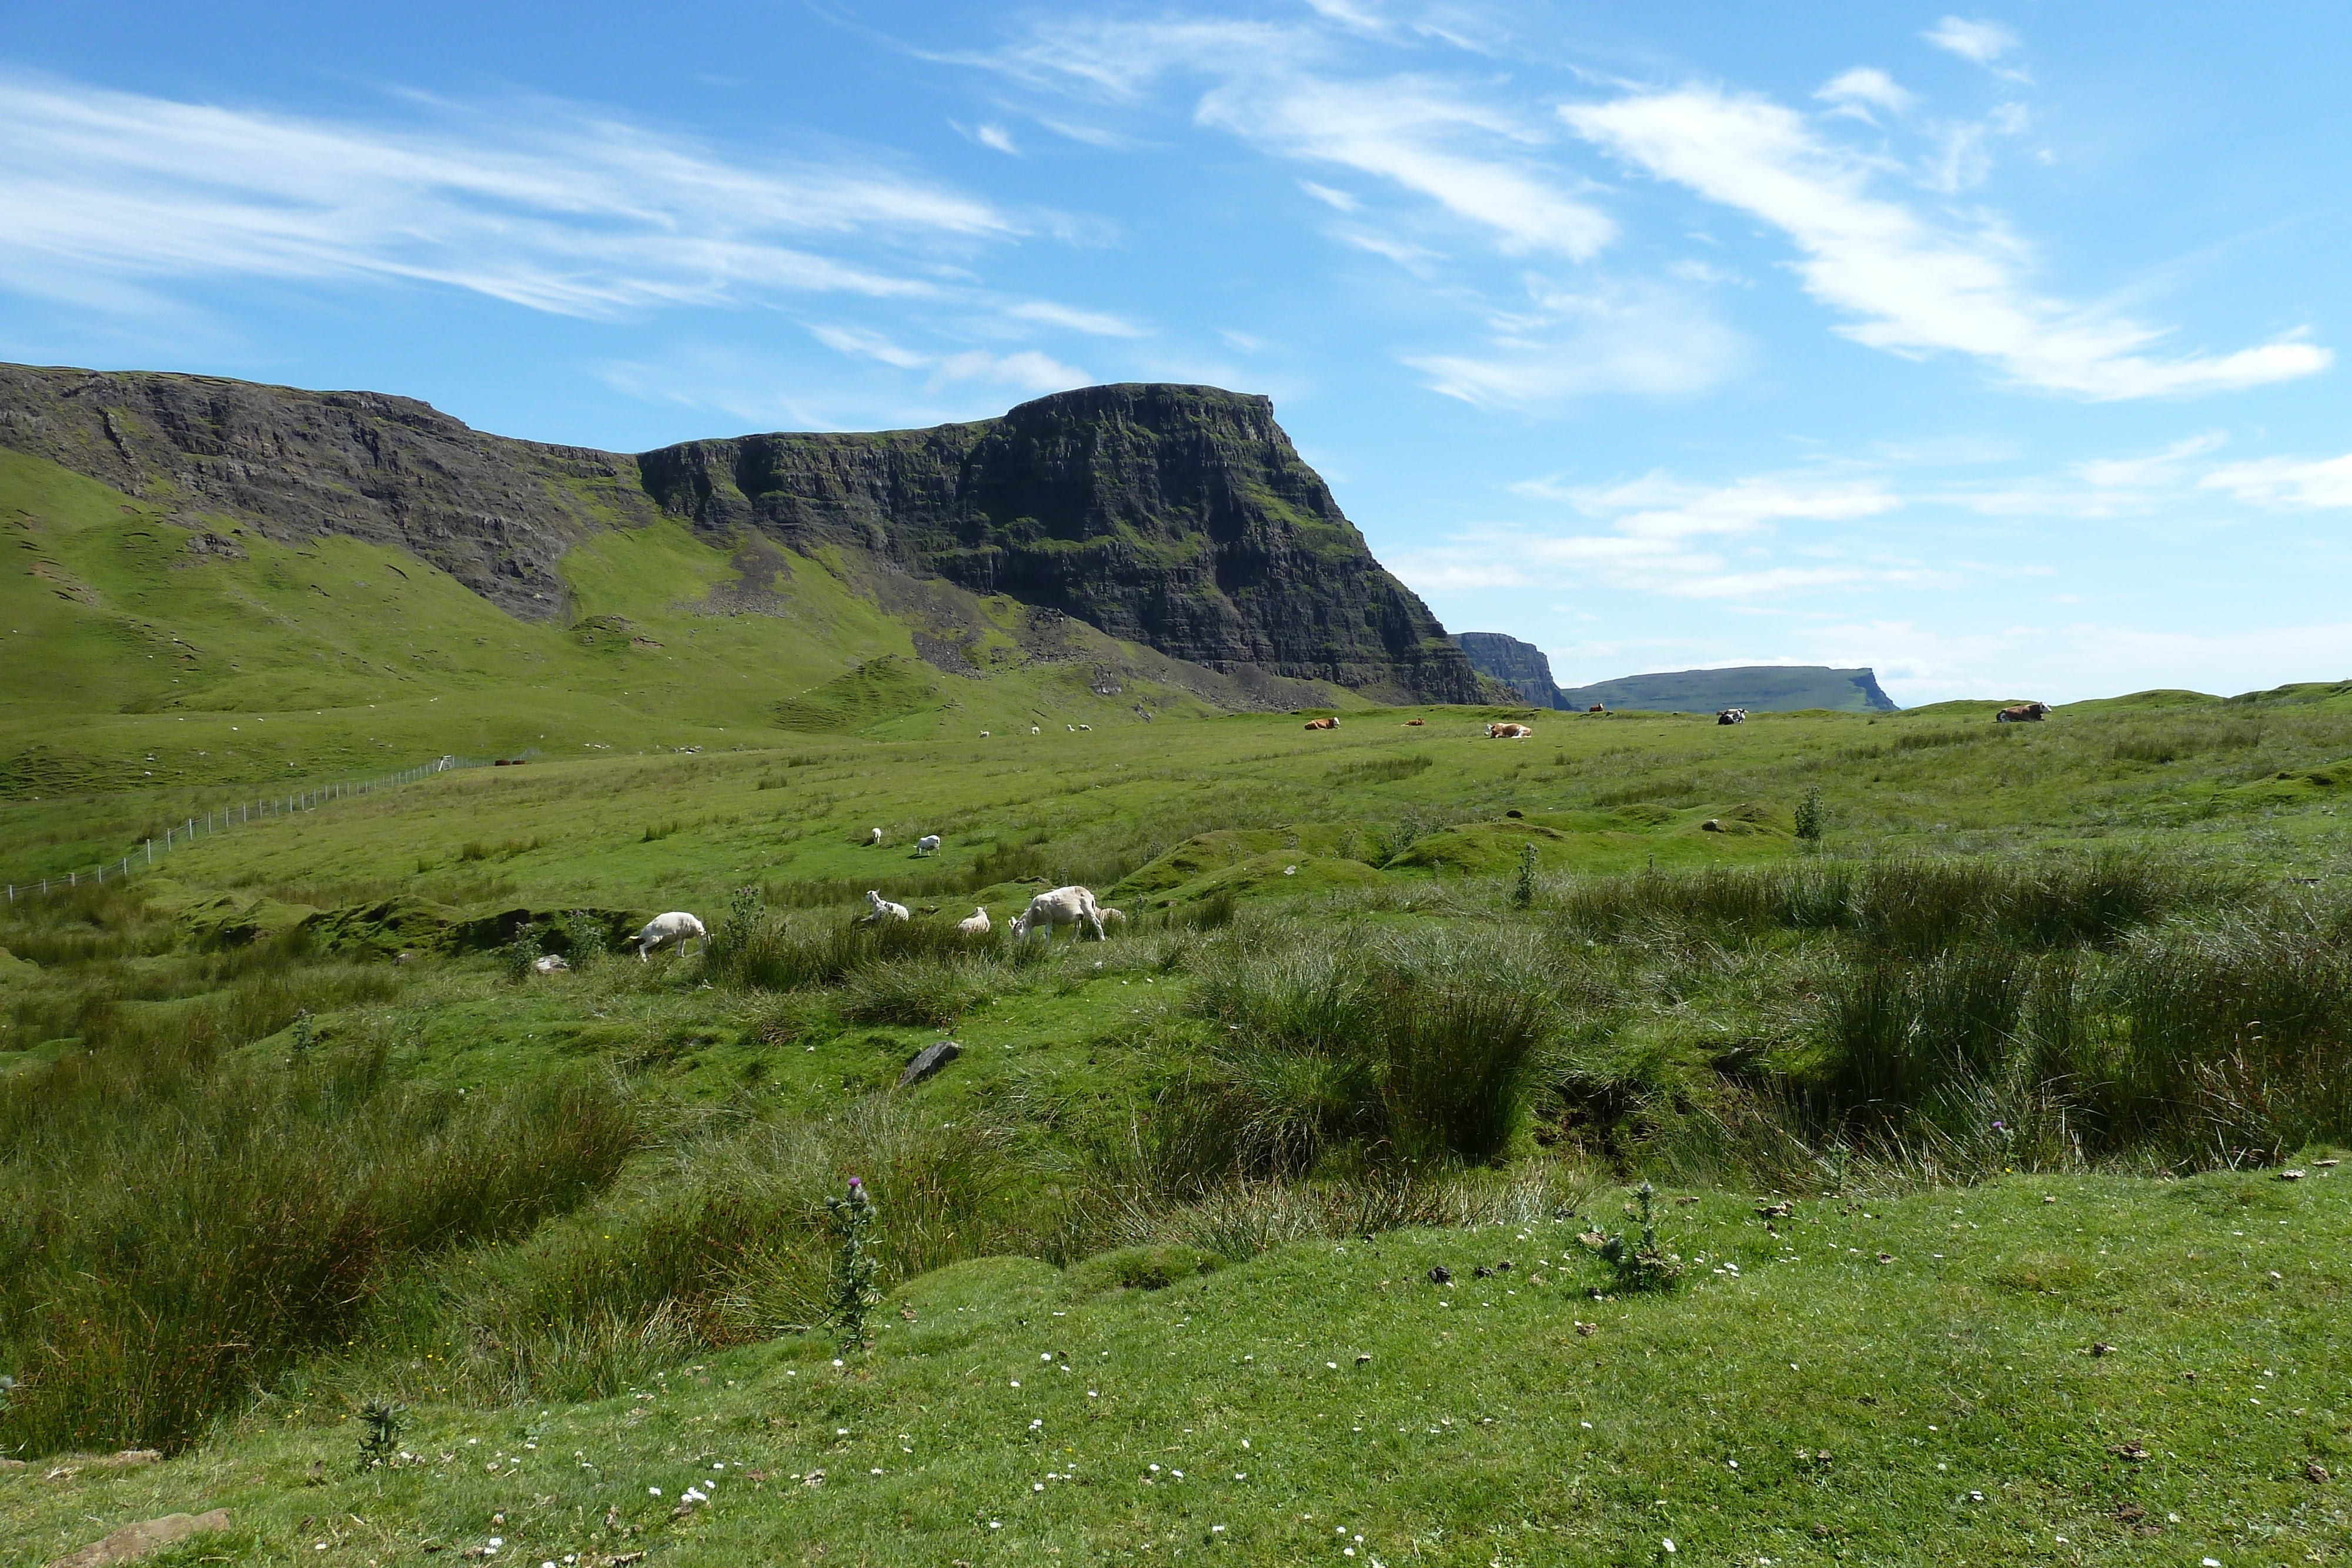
[1008, 884, 1107, 943]
[633, 911, 708, 962]
[958, 905, 991, 935]
[867, 827, 884, 845]
[533, 953, 571, 974]
[1098, 905, 1127, 927]
[864, 890, 911, 923]
[916, 834, 943, 857]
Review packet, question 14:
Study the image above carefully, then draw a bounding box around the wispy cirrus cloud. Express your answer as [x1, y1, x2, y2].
[1394, 469, 1921, 599]
[811, 323, 1086, 395]
[1406, 278, 1745, 409]
[1925, 16, 2024, 71]
[1562, 85, 2330, 399]
[2199, 451, 2352, 510]
[954, 16, 1614, 261]
[0, 72, 1017, 317]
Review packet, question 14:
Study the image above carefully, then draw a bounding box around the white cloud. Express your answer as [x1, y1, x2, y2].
[1397, 469, 1922, 600]
[962, 18, 1613, 260]
[1406, 279, 1746, 408]
[1199, 73, 1615, 259]
[977, 122, 1020, 155]
[1218, 328, 1268, 353]
[1005, 300, 1149, 336]
[812, 322, 1084, 394]
[0, 73, 1016, 317]
[1562, 85, 2331, 399]
[2200, 452, 2352, 510]
[1816, 68, 1916, 123]
[2073, 432, 2229, 489]
[933, 349, 1088, 393]
[1299, 180, 1361, 212]
[1924, 17, 2022, 67]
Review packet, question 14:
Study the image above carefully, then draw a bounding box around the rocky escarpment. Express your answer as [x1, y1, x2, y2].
[1453, 632, 1568, 709]
[0, 368, 1479, 704]
[0, 365, 654, 619]
[636, 385, 1481, 703]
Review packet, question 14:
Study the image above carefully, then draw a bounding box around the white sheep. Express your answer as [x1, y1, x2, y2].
[864, 890, 911, 923]
[1067, 724, 1075, 732]
[980, 731, 990, 738]
[958, 905, 991, 935]
[633, 911, 708, 962]
[1030, 724, 1041, 734]
[1077, 723, 1091, 731]
[1098, 905, 1127, 927]
[867, 827, 884, 845]
[533, 953, 571, 974]
[1009, 885, 1107, 943]
[915, 834, 943, 856]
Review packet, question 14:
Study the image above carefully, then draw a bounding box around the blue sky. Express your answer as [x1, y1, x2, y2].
[3, 2, 2347, 704]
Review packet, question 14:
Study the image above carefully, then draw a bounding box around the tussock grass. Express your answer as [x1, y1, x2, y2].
[0, 1042, 636, 1453]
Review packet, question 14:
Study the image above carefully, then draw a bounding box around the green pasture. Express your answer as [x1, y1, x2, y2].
[14, 437, 2352, 1563]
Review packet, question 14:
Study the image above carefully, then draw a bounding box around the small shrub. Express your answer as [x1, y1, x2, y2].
[641, 821, 679, 843]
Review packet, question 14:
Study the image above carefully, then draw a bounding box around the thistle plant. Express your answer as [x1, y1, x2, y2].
[290, 1008, 316, 1055]
[499, 925, 544, 985]
[1578, 1181, 1685, 1293]
[357, 1399, 403, 1467]
[824, 1175, 881, 1352]
[1795, 787, 1828, 844]
[1511, 841, 1540, 910]
[711, 884, 767, 971]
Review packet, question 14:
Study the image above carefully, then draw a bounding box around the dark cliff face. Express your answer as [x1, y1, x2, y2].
[0, 364, 652, 619]
[0, 366, 1478, 703]
[636, 385, 1482, 703]
[1452, 632, 1567, 708]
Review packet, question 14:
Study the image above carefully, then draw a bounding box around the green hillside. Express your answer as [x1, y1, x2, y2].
[0, 444, 1362, 861]
[1558, 664, 1899, 714]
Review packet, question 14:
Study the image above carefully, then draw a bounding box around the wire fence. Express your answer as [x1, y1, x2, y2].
[5, 753, 490, 903]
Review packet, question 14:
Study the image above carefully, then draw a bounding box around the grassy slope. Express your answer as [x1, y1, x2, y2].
[6, 1167, 2346, 1566]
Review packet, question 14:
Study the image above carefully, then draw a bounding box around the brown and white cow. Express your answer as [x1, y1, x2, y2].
[1996, 702, 2053, 723]
[1588, 703, 1607, 714]
[1487, 721, 1535, 740]
[1716, 708, 1748, 726]
[1303, 716, 1341, 730]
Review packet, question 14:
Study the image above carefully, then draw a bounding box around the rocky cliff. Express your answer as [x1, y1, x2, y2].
[1452, 632, 1568, 709]
[1557, 664, 1899, 714]
[0, 367, 1478, 704]
[636, 384, 1479, 703]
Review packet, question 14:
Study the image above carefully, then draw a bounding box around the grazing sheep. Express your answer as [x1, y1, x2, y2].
[633, 911, 708, 962]
[533, 954, 571, 974]
[1009, 884, 1107, 943]
[1098, 905, 1127, 927]
[864, 890, 911, 923]
[867, 827, 884, 845]
[958, 905, 991, 935]
[915, 834, 943, 856]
